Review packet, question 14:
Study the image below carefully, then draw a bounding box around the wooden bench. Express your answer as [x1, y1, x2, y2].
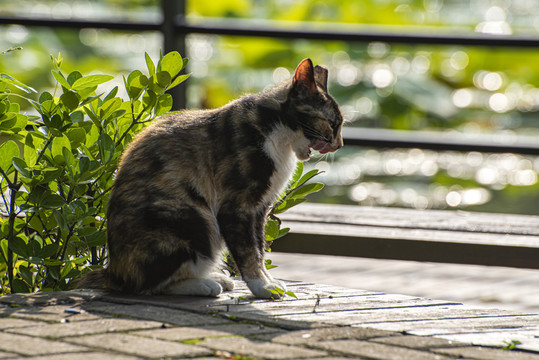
[275, 203, 539, 269]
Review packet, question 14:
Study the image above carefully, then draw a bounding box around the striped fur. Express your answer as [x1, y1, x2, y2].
[75, 59, 343, 298]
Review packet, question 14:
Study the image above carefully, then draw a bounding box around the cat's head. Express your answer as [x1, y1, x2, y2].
[285, 58, 344, 160]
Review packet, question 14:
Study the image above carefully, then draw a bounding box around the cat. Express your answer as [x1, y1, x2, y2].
[75, 58, 343, 298]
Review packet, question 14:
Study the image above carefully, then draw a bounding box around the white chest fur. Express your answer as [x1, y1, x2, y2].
[262, 124, 306, 205]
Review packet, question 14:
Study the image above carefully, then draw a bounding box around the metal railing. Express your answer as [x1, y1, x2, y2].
[1, 0, 538, 155]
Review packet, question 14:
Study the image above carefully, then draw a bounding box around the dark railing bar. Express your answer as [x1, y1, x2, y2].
[175, 18, 539, 48]
[0, 16, 161, 32]
[343, 127, 539, 155]
[2, 16, 539, 49]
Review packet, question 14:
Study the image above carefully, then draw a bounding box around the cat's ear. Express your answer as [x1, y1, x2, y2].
[314, 65, 328, 93]
[293, 58, 317, 95]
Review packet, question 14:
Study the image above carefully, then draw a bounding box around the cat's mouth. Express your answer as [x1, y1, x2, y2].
[309, 140, 333, 155]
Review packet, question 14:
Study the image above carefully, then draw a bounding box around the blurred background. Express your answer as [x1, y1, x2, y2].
[2, 0, 538, 312]
[1, 0, 539, 215]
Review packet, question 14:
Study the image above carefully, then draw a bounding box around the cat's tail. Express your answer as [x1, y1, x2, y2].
[71, 268, 108, 290]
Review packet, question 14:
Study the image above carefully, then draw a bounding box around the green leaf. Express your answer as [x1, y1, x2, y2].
[155, 71, 172, 88]
[0, 140, 19, 171]
[167, 73, 190, 91]
[145, 52, 156, 75]
[51, 135, 71, 165]
[276, 227, 290, 240]
[265, 259, 278, 270]
[60, 262, 74, 279]
[40, 100, 59, 117]
[60, 90, 80, 111]
[142, 90, 157, 108]
[285, 291, 298, 299]
[127, 71, 147, 100]
[70, 110, 84, 123]
[24, 134, 39, 167]
[62, 146, 75, 167]
[52, 210, 68, 231]
[148, 74, 166, 95]
[39, 91, 53, 104]
[18, 265, 34, 286]
[8, 102, 19, 113]
[97, 133, 115, 164]
[12, 157, 31, 178]
[0, 100, 9, 115]
[99, 97, 122, 119]
[11, 114, 28, 133]
[51, 70, 71, 89]
[290, 182, 325, 199]
[37, 243, 58, 258]
[265, 219, 280, 241]
[84, 231, 106, 247]
[67, 71, 83, 86]
[72, 75, 114, 90]
[8, 236, 29, 257]
[285, 162, 303, 193]
[41, 194, 65, 209]
[298, 169, 322, 187]
[12, 278, 30, 293]
[272, 198, 307, 214]
[155, 94, 172, 116]
[104, 86, 119, 102]
[0, 112, 17, 129]
[66, 127, 86, 148]
[72, 254, 90, 265]
[0, 73, 37, 93]
[159, 51, 183, 78]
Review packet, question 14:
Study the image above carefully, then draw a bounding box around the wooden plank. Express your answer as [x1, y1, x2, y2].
[280, 203, 539, 236]
[275, 203, 539, 269]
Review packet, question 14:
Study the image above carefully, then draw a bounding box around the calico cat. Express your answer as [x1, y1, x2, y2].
[76, 58, 343, 298]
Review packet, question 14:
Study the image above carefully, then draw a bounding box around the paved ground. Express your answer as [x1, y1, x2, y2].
[0, 280, 538, 359]
[270, 252, 539, 313]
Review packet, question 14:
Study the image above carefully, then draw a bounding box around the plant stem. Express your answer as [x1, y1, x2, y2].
[6, 171, 19, 293]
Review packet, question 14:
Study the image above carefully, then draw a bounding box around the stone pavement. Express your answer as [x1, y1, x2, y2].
[1, 280, 539, 359]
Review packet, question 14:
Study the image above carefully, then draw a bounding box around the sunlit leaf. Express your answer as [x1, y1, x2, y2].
[167, 73, 191, 91]
[12, 157, 31, 178]
[60, 90, 80, 111]
[155, 94, 172, 116]
[145, 52, 156, 75]
[159, 51, 183, 78]
[0, 140, 18, 172]
[51, 70, 71, 89]
[72, 75, 114, 90]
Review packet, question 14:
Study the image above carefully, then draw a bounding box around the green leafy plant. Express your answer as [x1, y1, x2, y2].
[0, 50, 189, 294]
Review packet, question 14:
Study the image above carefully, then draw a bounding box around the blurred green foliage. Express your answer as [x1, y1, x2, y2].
[1, 0, 538, 215]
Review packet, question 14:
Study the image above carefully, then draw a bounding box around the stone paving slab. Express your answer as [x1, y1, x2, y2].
[8, 317, 164, 338]
[0, 280, 538, 359]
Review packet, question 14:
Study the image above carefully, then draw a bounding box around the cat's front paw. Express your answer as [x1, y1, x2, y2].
[245, 277, 287, 299]
[166, 278, 223, 297]
[210, 272, 235, 292]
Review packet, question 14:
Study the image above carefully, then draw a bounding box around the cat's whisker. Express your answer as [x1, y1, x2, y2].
[298, 121, 331, 142]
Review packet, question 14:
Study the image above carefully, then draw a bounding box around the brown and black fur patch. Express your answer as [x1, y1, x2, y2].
[75, 58, 343, 297]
